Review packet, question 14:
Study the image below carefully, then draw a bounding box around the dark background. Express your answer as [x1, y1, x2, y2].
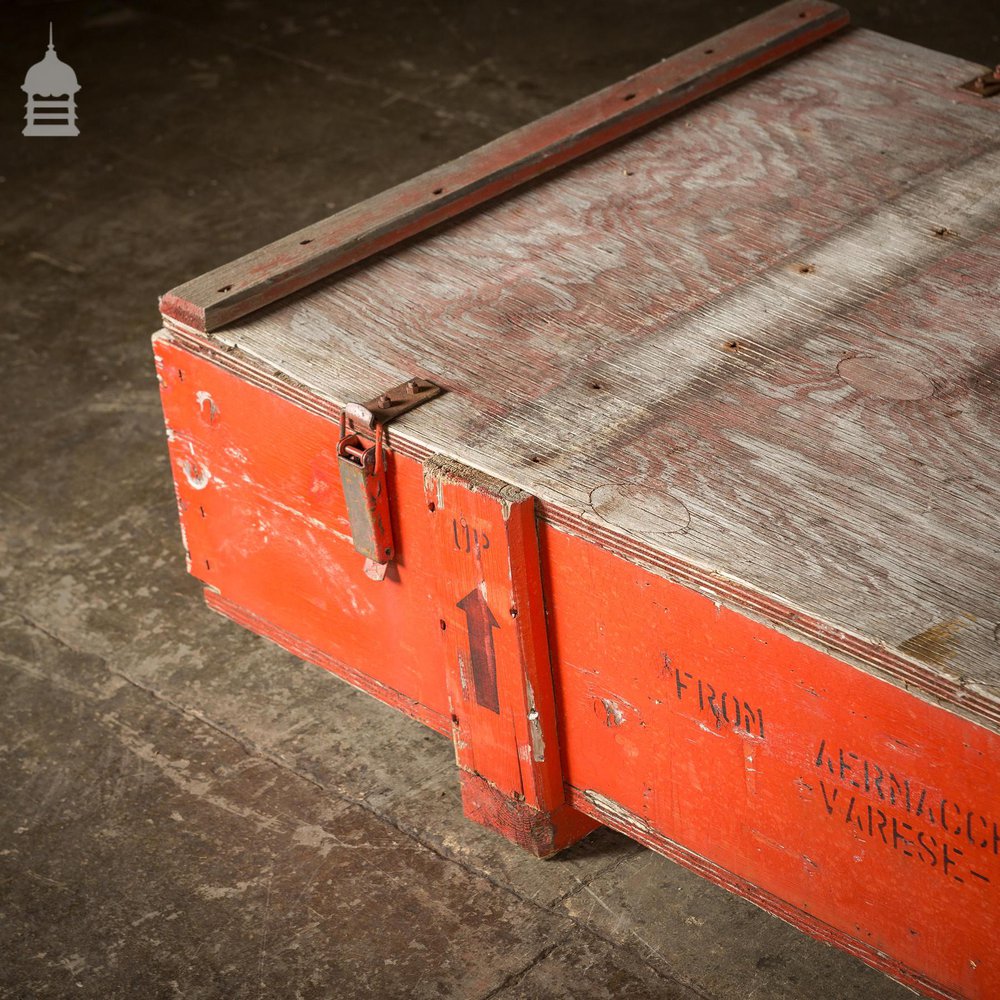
[1, 2, 998, 998]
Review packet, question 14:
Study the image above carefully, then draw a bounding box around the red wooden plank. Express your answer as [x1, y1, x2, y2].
[159, 0, 848, 333]
[424, 457, 598, 855]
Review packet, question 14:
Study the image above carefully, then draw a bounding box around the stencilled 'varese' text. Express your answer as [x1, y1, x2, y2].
[814, 739, 995, 888]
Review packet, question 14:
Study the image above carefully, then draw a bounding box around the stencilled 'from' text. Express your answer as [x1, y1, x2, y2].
[669, 658, 766, 740]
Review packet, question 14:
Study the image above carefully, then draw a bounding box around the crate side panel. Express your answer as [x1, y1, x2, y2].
[154, 336, 450, 724]
[541, 522, 999, 1000]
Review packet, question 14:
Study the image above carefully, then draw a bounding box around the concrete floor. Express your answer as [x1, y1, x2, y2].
[1, 2, 998, 997]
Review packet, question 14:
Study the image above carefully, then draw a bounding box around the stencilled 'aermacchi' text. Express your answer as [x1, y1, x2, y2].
[814, 739, 995, 888]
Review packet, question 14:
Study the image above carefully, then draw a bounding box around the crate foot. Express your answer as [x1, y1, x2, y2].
[459, 770, 599, 858]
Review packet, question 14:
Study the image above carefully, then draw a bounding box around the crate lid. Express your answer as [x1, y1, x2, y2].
[160, 25, 1000, 729]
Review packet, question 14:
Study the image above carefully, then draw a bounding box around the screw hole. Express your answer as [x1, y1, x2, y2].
[704, 48, 714, 54]
[530, 455, 543, 463]
[510, 607, 519, 618]
[300, 239, 313, 245]
[622, 92, 636, 102]
[591, 381, 604, 390]
[217, 284, 232, 293]
[450, 713, 459, 726]
[432, 187, 444, 195]
[439, 619, 447, 631]
[798, 263, 815, 274]
[427, 501, 436, 513]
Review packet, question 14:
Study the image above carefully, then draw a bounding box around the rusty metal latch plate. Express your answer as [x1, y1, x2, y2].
[958, 66, 1000, 98]
[344, 378, 442, 430]
[337, 377, 442, 577]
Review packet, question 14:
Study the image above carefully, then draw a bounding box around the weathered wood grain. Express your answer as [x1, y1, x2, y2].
[163, 29, 1000, 725]
[159, 0, 848, 332]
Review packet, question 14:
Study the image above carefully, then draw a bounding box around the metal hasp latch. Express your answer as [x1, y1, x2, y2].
[337, 378, 442, 580]
[959, 65, 1000, 98]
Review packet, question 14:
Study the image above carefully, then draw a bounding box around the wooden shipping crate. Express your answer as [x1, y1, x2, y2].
[153, 4, 1000, 997]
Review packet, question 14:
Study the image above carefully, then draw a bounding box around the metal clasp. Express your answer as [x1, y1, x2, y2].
[337, 378, 442, 580]
[959, 65, 1000, 98]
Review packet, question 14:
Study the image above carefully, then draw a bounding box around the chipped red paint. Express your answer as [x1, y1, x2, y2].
[154, 333, 452, 729]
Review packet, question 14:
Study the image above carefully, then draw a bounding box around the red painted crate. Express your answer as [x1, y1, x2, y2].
[153, 4, 1000, 997]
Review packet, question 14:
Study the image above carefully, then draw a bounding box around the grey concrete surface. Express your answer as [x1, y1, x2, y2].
[1, 2, 997, 998]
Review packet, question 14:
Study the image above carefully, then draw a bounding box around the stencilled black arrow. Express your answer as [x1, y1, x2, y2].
[457, 587, 500, 713]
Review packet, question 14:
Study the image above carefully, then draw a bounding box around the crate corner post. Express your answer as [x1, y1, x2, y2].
[423, 454, 599, 857]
